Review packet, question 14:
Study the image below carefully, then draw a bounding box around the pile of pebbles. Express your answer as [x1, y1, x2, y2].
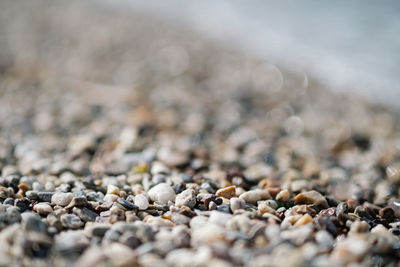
[1, 1, 400, 266]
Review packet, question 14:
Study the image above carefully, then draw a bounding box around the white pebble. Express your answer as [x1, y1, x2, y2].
[148, 183, 176, 205]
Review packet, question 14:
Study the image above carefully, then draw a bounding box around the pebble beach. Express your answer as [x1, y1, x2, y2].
[0, 1, 400, 266]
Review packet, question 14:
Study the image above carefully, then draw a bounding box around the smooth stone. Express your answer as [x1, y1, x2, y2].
[134, 194, 149, 210]
[107, 184, 120, 196]
[51, 192, 75, 207]
[230, 197, 246, 212]
[148, 183, 176, 205]
[315, 230, 334, 248]
[388, 199, 400, 218]
[239, 189, 271, 205]
[175, 189, 196, 209]
[61, 214, 84, 229]
[331, 236, 370, 264]
[3, 198, 14, 205]
[33, 203, 53, 215]
[294, 190, 328, 208]
[276, 189, 290, 202]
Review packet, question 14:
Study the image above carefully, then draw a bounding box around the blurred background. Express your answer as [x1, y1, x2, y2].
[103, 0, 400, 108]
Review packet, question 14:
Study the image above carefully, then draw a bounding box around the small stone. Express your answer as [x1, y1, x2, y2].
[22, 213, 47, 233]
[294, 213, 313, 226]
[51, 192, 75, 206]
[331, 236, 370, 264]
[379, 206, 395, 221]
[18, 183, 30, 192]
[107, 184, 120, 195]
[148, 183, 176, 205]
[37, 192, 55, 202]
[66, 196, 89, 209]
[134, 194, 149, 210]
[117, 198, 138, 210]
[3, 198, 14, 205]
[33, 203, 53, 215]
[61, 214, 84, 229]
[276, 189, 290, 202]
[216, 186, 236, 199]
[239, 189, 271, 204]
[73, 207, 98, 222]
[119, 232, 141, 249]
[175, 189, 196, 209]
[103, 194, 119, 202]
[315, 230, 334, 248]
[32, 182, 45, 192]
[230, 197, 246, 212]
[388, 199, 400, 218]
[294, 190, 328, 208]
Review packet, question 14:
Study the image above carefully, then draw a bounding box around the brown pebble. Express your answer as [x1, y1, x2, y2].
[215, 186, 236, 199]
[294, 190, 328, 208]
[379, 207, 395, 221]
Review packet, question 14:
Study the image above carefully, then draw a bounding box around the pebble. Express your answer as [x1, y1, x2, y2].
[175, 189, 196, 209]
[276, 189, 290, 202]
[107, 184, 120, 196]
[134, 194, 149, 210]
[51, 192, 75, 207]
[61, 214, 84, 229]
[331, 236, 370, 264]
[230, 197, 246, 212]
[73, 207, 98, 222]
[294, 190, 328, 208]
[37, 192, 55, 202]
[148, 183, 176, 205]
[216, 186, 236, 199]
[117, 198, 138, 210]
[33, 203, 53, 215]
[239, 189, 271, 204]
[294, 213, 313, 226]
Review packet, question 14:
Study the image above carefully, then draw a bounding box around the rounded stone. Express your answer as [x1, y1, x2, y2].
[51, 192, 75, 207]
[148, 183, 176, 205]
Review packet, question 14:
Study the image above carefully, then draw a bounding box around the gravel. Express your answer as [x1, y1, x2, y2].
[0, 1, 399, 266]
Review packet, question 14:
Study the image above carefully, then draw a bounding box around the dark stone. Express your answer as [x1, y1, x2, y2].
[379, 207, 395, 221]
[23, 214, 47, 233]
[3, 197, 14, 205]
[73, 207, 98, 222]
[15, 198, 30, 212]
[119, 233, 141, 249]
[37, 192, 55, 202]
[117, 198, 138, 210]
